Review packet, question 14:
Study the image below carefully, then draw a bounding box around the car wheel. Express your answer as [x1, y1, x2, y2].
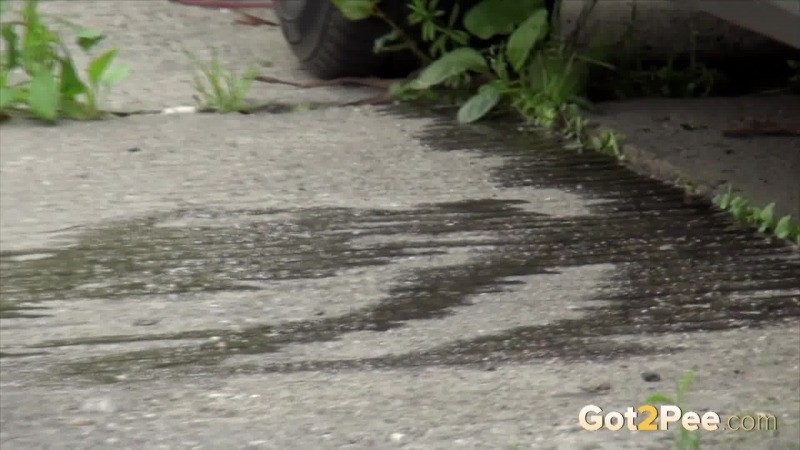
[276, 0, 418, 79]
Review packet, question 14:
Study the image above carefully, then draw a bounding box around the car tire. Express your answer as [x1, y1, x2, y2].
[276, 0, 555, 79]
[276, 0, 419, 79]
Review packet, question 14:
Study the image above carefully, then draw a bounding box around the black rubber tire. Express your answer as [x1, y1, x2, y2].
[276, 0, 556, 79]
[276, 0, 418, 79]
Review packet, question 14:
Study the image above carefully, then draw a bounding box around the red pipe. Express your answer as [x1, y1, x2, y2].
[169, 0, 274, 9]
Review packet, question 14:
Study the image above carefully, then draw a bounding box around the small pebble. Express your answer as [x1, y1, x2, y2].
[641, 371, 662, 382]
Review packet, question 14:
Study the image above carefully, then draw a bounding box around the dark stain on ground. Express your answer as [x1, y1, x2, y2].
[1, 110, 798, 381]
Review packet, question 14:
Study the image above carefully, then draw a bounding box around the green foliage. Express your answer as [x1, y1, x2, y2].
[410, 47, 487, 89]
[332, 0, 379, 20]
[714, 185, 800, 245]
[602, 27, 722, 99]
[404, 0, 599, 127]
[588, 129, 624, 160]
[462, 0, 544, 40]
[0, 0, 129, 122]
[407, 0, 468, 58]
[457, 81, 502, 123]
[334, 0, 618, 156]
[187, 50, 259, 113]
[626, 57, 720, 98]
[645, 371, 701, 450]
[28, 69, 58, 120]
[505, 9, 549, 72]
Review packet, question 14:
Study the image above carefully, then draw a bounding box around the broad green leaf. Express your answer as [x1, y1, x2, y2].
[59, 57, 86, 99]
[457, 82, 502, 123]
[0, 86, 20, 109]
[29, 70, 59, 121]
[463, 0, 544, 40]
[1, 23, 20, 69]
[411, 47, 486, 89]
[506, 9, 549, 71]
[775, 215, 793, 239]
[644, 394, 675, 404]
[22, 24, 57, 74]
[101, 63, 130, 86]
[759, 202, 775, 225]
[332, 0, 378, 20]
[87, 48, 117, 86]
[20, 0, 60, 74]
[77, 28, 105, 51]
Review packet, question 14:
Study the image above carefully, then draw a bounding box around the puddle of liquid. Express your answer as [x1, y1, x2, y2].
[1, 111, 798, 382]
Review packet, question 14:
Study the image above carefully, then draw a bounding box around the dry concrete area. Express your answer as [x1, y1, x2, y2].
[562, 0, 800, 219]
[587, 96, 800, 219]
[1, 2, 799, 450]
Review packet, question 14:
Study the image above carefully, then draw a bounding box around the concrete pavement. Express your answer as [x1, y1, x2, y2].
[1, 2, 798, 449]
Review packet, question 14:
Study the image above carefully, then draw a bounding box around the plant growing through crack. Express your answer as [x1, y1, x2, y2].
[0, 0, 130, 122]
[645, 371, 701, 450]
[608, 20, 723, 99]
[714, 185, 800, 246]
[186, 49, 259, 113]
[334, 0, 607, 123]
[332, 0, 627, 160]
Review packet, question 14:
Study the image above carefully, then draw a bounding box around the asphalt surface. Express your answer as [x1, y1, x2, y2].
[1, 2, 799, 450]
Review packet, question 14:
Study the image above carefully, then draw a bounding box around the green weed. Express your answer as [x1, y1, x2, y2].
[714, 185, 800, 245]
[614, 28, 722, 99]
[0, 0, 130, 122]
[645, 371, 702, 450]
[406, 0, 469, 59]
[588, 129, 624, 160]
[186, 49, 258, 113]
[333, 0, 626, 160]
[788, 60, 800, 93]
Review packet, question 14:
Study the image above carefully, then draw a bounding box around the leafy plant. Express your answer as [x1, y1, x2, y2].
[603, 27, 722, 99]
[627, 57, 721, 98]
[407, 0, 469, 58]
[332, 0, 379, 20]
[333, 0, 622, 161]
[187, 49, 259, 113]
[645, 371, 701, 450]
[0, 0, 129, 121]
[714, 185, 800, 245]
[588, 129, 624, 160]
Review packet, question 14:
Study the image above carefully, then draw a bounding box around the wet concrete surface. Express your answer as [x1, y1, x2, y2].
[2, 109, 799, 449]
[2, 111, 798, 383]
[586, 96, 800, 219]
[1, 2, 799, 448]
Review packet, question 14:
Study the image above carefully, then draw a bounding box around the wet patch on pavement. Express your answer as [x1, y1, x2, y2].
[1, 112, 798, 382]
